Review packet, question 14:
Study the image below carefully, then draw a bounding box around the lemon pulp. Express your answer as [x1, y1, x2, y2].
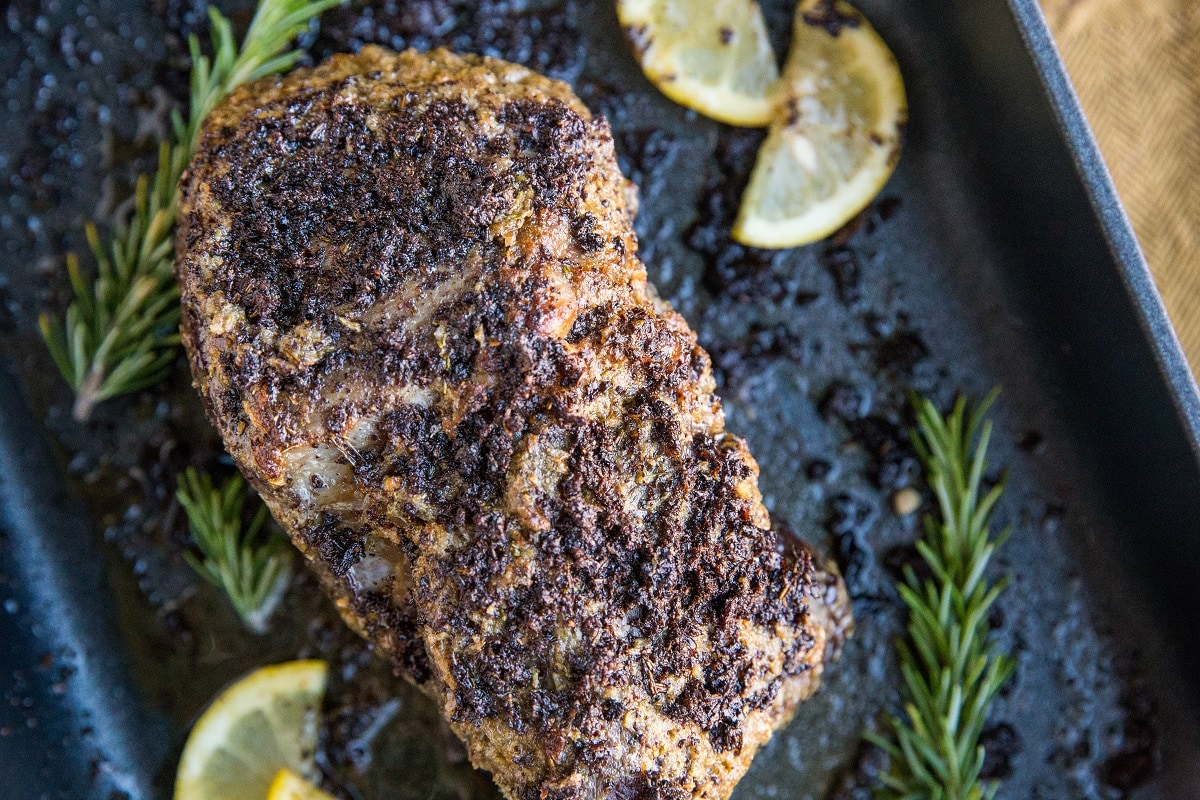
[617, 0, 780, 126]
[734, 0, 907, 248]
[174, 660, 328, 800]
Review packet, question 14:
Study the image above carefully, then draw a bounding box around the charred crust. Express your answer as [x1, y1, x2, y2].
[307, 514, 365, 578]
[801, 0, 863, 36]
[177, 46, 849, 800]
[572, 212, 605, 252]
[350, 586, 432, 684]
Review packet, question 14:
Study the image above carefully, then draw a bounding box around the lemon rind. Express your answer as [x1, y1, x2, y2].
[267, 768, 339, 800]
[651, 78, 777, 127]
[733, 151, 897, 248]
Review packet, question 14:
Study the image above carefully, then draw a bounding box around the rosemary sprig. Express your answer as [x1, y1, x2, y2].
[40, 0, 340, 422]
[176, 468, 293, 634]
[868, 390, 1016, 800]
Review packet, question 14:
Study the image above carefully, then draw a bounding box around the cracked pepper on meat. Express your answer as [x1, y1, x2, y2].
[176, 46, 851, 800]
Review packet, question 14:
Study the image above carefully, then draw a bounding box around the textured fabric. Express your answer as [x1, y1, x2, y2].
[1041, 0, 1200, 373]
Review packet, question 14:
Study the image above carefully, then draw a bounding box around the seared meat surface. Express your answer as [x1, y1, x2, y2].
[177, 46, 851, 800]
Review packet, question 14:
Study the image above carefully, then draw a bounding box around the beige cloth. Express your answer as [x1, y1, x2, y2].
[1040, 0, 1200, 372]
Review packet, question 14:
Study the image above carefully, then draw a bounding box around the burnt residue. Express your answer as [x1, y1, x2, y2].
[616, 128, 675, 187]
[978, 722, 1021, 780]
[1042, 502, 1067, 535]
[818, 382, 919, 494]
[704, 322, 814, 389]
[0, 279, 17, 335]
[1016, 429, 1045, 454]
[684, 128, 814, 305]
[805, 459, 833, 482]
[851, 312, 930, 379]
[13, 102, 76, 214]
[879, 542, 932, 586]
[826, 493, 880, 601]
[149, 0, 212, 40]
[1098, 663, 1160, 795]
[869, 329, 929, 376]
[829, 196, 902, 249]
[824, 740, 887, 800]
[55, 387, 228, 610]
[849, 415, 920, 492]
[313, 0, 585, 82]
[825, 247, 863, 306]
[822, 197, 904, 306]
[820, 381, 871, 423]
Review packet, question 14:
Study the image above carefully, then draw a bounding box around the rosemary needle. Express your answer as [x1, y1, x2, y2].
[40, 0, 340, 422]
[868, 390, 1016, 800]
[176, 468, 292, 634]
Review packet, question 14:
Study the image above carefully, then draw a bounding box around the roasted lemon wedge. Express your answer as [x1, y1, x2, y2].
[617, 0, 780, 126]
[267, 769, 339, 800]
[734, 0, 906, 248]
[174, 660, 328, 800]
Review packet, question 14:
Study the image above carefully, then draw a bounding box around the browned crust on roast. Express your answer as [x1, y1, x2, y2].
[177, 46, 851, 800]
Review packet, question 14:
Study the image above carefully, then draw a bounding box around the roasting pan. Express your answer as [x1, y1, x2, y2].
[4, 0, 1200, 797]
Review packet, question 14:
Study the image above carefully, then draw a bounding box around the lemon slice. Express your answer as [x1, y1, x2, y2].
[733, 0, 907, 248]
[174, 660, 328, 800]
[268, 769, 338, 800]
[617, 0, 780, 126]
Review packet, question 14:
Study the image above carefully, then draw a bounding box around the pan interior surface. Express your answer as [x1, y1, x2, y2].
[0, 0, 1198, 798]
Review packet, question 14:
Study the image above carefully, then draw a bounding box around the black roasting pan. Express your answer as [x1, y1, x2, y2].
[3, 0, 1200, 797]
